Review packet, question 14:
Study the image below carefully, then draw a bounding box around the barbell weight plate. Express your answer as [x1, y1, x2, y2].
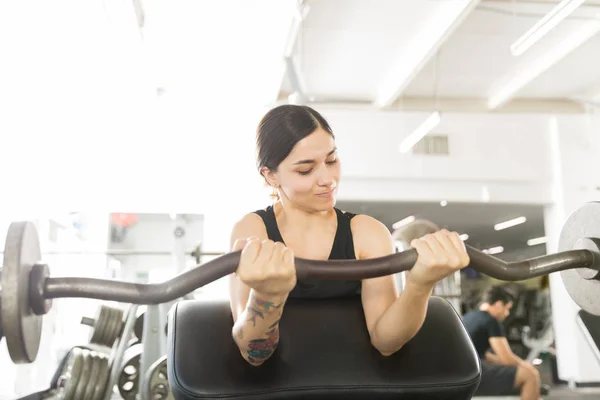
[0, 288, 4, 342]
[118, 343, 143, 400]
[145, 355, 174, 400]
[82, 352, 103, 400]
[91, 355, 111, 400]
[89, 306, 108, 345]
[559, 201, 600, 316]
[1, 221, 43, 364]
[101, 307, 116, 347]
[133, 311, 144, 342]
[101, 306, 118, 347]
[108, 307, 124, 347]
[60, 347, 84, 400]
[104, 306, 124, 348]
[73, 349, 93, 400]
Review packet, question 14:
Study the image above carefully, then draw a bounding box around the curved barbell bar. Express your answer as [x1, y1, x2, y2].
[42, 246, 599, 305]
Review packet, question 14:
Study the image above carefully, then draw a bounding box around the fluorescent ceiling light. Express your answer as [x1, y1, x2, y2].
[373, 0, 480, 108]
[459, 233, 469, 241]
[483, 246, 504, 255]
[392, 216, 415, 230]
[399, 111, 441, 154]
[488, 16, 600, 109]
[440, 200, 448, 207]
[527, 236, 548, 246]
[494, 216, 527, 231]
[510, 0, 586, 56]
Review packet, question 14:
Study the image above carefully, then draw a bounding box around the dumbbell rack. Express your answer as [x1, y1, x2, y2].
[136, 300, 177, 400]
[50, 300, 174, 400]
[110, 300, 177, 400]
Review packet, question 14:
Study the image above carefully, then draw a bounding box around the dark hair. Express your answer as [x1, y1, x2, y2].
[256, 105, 334, 173]
[481, 285, 514, 305]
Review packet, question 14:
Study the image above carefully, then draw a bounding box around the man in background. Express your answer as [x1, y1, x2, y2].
[463, 285, 542, 400]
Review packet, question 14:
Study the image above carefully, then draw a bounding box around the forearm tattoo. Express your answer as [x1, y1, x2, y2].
[247, 294, 283, 327]
[245, 293, 284, 364]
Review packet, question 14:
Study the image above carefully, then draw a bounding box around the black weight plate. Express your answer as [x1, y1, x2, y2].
[134, 312, 144, 342]
[560, 202, 600, 316]
[74, 349, 93, 400]
[1, 221, 43, 363]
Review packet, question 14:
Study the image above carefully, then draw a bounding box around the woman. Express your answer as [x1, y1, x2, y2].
[228, 105, 470, 366]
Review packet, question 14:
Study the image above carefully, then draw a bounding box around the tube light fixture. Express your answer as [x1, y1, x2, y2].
[483, 246, 504, 255]
[399, 111, 441, 154]
[510, 0, 586, 56]
[494, 216, 527, 231]
[392, 216, 416, 230]
[489, 17, 600, 109]
[527, 236, 548, 246]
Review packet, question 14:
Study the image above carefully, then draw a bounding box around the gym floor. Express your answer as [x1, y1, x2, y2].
[474, 386, 600, 399]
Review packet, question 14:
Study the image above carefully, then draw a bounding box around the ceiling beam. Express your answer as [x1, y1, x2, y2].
[487, 17, 600, 110]
[483, 0, 600, 5]
[372, 0, 481, 109]
[278, 92, 587, 114]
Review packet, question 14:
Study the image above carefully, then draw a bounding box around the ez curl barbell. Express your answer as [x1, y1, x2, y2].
[1, 202, 599, 365]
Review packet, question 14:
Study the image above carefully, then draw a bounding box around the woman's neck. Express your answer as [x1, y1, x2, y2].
[273, 200, 335, 232]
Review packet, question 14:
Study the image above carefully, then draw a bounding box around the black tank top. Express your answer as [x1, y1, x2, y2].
[252, 205, 362, 299]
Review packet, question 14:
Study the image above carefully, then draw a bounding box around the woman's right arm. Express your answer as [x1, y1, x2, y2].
[228, 214, 296, 367]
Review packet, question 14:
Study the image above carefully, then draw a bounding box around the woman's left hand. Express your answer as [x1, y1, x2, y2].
[406, 229, 470, 289]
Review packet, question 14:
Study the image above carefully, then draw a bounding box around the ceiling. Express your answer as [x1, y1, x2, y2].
[7, 0, 597, 116]
[336, 200, 547, 261]
[280, 0, 600, 112]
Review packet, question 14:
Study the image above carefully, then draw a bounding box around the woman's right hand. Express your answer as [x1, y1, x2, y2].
[233, 238, 297, 297]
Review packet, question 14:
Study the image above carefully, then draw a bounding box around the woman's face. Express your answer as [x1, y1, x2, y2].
[265, 128, 341, 212]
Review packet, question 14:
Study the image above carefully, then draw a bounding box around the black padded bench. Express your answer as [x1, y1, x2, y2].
[167, 296, 481, 400]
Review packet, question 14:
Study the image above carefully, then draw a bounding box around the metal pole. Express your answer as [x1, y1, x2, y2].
[0, 249, 224, 256]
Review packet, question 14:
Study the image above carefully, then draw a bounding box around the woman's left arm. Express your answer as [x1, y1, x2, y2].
[352, 215, 469, 356]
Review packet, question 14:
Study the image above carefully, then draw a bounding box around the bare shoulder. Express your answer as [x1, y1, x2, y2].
[229, 212, 269, 249]
[350, 214, 389, 232]
[349, 214, 394, 259]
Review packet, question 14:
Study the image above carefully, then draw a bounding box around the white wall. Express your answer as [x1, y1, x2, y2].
[315, 108, 554, 204]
